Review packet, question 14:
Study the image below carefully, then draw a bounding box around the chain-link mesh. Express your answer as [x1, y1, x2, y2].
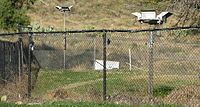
[0, 27, 199, 106]
[153, 29, 200, 106]
[0, 40, 19, 84]
[0, 34, 41, 101]
[105, 32, 149, 104]
[0, 35, 25, 100]
[32, 32, 104, 101]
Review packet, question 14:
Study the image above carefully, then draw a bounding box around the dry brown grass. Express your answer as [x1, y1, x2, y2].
[164, 85, 200, 107]
[27, 0, 152, 30]
[0, 75, 28, 102]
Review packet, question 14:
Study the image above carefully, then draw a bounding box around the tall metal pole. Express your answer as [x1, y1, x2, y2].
[63, 11, 66, 69]
[148, 31, 154, 103]
[103, 31, 107, 101]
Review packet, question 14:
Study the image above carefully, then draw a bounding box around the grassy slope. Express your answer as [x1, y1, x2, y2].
[28, 0, 172, 31]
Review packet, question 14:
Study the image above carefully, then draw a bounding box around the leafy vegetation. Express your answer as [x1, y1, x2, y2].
[0, 0, 36, 31]
[153, 85, 174, 97]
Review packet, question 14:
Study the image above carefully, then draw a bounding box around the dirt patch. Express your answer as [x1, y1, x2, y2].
[48, 89, 76, 100]
[47, 88, 101, 102]
[164, 85, 200, 107]
[0, 75, 45, 104]
[108, 94, 142, 105]
[0, 76, 28, 101]
[61, 79, 102, 90]
[47, 79, 103, 101]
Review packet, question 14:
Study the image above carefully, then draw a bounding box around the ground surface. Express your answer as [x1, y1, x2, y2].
[0, 101, 184, 107]
[0, 69, 199, 107]
[34, 69, 200, 106]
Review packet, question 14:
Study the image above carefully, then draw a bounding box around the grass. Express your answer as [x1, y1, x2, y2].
[32, 69, 200, 101]
[0, 102, 184, 107]
[28, 0, 138, 30]
[33, 69, 102, 95]
[153, 85, 174, 97]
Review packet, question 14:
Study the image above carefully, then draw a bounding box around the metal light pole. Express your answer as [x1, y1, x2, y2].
[56, 5, 72, 69]
[132, 10, 172, 103]
[63, 11, 66, 69]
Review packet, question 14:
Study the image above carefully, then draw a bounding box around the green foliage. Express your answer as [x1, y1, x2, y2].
[153, 85, 174, 97]
[0, 0, 36, 31]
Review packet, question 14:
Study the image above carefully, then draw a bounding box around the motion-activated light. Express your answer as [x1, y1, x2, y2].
[132, 10, 172, 25]
[56, 5, 73, 12]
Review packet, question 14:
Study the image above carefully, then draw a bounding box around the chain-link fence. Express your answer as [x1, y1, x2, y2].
[0, 33, 40, 100]
[0, 40, 20, 84]
[0, 26, 199, 106]
[0, 36, 27, 100]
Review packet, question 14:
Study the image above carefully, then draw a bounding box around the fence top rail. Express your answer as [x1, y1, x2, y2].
[0, 26, 199, 36]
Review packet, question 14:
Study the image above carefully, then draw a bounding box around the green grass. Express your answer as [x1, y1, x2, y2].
[33, 69, 102, 95]
[0, 102, 184, 107]
[33, 69, 200, 100]
[153, 85, 174, 97]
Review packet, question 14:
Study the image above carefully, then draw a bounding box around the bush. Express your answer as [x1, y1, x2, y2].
[0, 0, 36, 31]
[153, 85, 174, 97]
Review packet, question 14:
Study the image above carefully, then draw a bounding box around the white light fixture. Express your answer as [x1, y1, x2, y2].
[132, 10, 172, 25]
[56, 5, 73, 12]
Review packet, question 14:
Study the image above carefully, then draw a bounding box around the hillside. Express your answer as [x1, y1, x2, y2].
[0, 0, 198, 31]
[27, 0, 173, 31]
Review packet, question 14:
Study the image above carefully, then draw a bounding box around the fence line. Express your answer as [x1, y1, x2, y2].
[0, 26, 199, 106]
[0, 26, 199, 36]
[0, 40, 21, 84]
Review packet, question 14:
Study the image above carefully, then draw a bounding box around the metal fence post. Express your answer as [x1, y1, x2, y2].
[28, 27, 33, 98]
[93, 37, 96, 69]
[64, 36, 66, 69]
[148, 31, 154, 103]
[63, 11, 66, 70]
[103, 31, 107, 101]
[18, 25, 23, 82]
[17, 41, 22, 82]
[2, 42, 6, 85]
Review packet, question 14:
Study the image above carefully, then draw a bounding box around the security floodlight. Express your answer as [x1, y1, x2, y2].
[132, 10, 172, 103]
[132, 10, 172, 25]
[56, 5, 73, 69]
[56, 5, 73, 12]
